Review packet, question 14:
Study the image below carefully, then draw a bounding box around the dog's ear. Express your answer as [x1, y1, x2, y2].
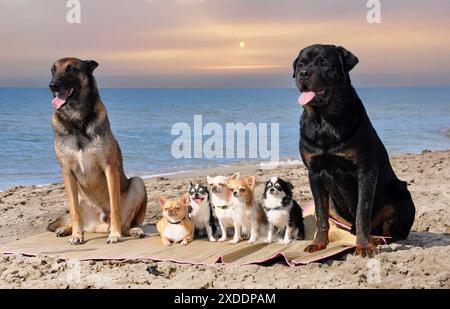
[287, 182, 294, 191]
[206, 176, 213, 185]
[83, 60, 99, 74]
[292, 53, 300, 78]
[228, 173, 240, 181]
[189, 181, 194, 188]
[180, 192, 190, 206]
[336, 46, 359, 72]
[158, 195, 167, 208]
[246, 176, 256, 188]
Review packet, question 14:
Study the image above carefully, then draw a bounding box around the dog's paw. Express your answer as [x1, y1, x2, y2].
[55, 227, 71, 237]
[355, 243, 378, 258]
[181, 239, 188, 246]
[304, 242, 327, 253]
[107, 232, 122, 244]
[248, 237, 257, 244]
[280, 238, 292, 246]
[68, 236, 84, 245]
[264, 238, 273, 244]
[209, 237, 217, 242]
[229, 238, 240, 245]
[218, 237, 227, 242]
[130, 227, 145, 239]
[162, 239, 172, 247]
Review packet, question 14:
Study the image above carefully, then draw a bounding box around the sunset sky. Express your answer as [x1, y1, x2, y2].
[1, 0, 450, 87]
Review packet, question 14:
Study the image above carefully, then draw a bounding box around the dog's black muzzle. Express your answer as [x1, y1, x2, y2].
[49, 80, 61, 92]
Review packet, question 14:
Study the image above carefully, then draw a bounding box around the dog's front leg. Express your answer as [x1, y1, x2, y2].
[282, 225, 293, 245]
[217, 219, 228, 242]
[248, 220, 258, 244]
[105, 165, 122, 244]
[265, 223, 274, 243]
[181, 233, 193, 246]
[355, 168, 379, 257]
[304, 173, 330, 253]
[230, 220, 241, 244]
[205, 223, 216, 242]
[63, 169, 84, 245]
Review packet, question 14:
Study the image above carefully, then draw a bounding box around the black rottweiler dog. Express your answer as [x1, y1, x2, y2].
[293, 44, 415, 257]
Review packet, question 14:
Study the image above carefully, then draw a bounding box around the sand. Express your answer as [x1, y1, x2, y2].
[0, 150, 449, 289]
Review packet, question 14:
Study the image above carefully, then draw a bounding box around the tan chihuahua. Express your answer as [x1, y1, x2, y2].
[156, 193, 193, 246]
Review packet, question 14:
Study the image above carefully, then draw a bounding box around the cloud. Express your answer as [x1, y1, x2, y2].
[1, 0, 450, 87]
[147, 0, 207, 5]
[175, 0, 207, 5]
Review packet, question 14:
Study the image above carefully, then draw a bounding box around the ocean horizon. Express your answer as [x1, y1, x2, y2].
[0, 86, 449, 190]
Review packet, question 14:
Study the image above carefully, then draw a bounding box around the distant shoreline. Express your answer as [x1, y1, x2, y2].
[3, 150, 450, 192]
[443, 128, 450, 138]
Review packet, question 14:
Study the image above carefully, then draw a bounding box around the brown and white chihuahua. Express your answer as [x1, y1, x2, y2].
[156, 193, 193, 246]
[226, 174, 267, 244]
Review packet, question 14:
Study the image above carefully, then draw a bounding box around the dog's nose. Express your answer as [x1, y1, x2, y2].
[299, 70, 309, 80]
[49, 80, 61, 91]
[233, 191, 238, 197]
[270, 188, 275, 193]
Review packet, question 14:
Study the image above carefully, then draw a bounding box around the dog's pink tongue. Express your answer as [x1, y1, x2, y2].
[298, 92, 316, 106]
[51, 93, 67, 110]
[193, 198, 203, 204]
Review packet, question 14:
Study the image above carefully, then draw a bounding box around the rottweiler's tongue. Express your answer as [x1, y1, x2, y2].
[52, 91, 68, 110]
[298, 91, 316, 106]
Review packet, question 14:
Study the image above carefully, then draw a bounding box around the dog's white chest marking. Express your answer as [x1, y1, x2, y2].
[60, 145, 106, 192]
[74, 150, 87, 174]
[189, 200, 210, 229]
[231, 199, 252, 230]
[265, 195, 289, 228]
[267, 209, 289, 228]
[211, 195, 234, 227]
[163, 224, 189, 243]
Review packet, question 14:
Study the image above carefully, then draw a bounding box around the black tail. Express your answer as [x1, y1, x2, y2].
[291, 200, 305, 240]
[209, 203, 217, 234]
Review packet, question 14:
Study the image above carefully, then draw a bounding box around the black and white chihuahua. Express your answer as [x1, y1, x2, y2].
[263, 177, 304, 244]
[188, 182, 217, 242]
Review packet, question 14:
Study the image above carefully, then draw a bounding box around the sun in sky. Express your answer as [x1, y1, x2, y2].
[239, 41, 246, 48]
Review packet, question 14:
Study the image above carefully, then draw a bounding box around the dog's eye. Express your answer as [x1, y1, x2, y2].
[239, 188, 245, 193]
[66, 65, 78, 73]
[219, 184, 225, 187]
[51, 66, 56, 75]
[315, 58, 326, 67]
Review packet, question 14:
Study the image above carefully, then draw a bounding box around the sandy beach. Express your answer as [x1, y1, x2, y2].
[0, 150, 449, 289]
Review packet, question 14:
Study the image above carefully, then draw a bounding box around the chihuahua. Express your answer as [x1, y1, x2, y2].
[226, 174, 267, 244]
[207, 174, 235, 242]
[187, 182, 217, 242]
[156, 193, 193, 246]
[263, 177, 304, 245]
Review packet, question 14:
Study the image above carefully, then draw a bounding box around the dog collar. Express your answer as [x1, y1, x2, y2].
[264, 205, 285, 211]
[215, 205, 229, 209]
[168, 218, 184, 225]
